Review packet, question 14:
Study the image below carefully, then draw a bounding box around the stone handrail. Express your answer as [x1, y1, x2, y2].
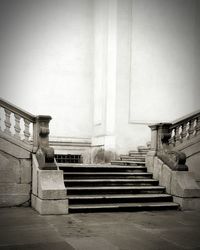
[169, 110, 200, 147]
[148, 110, 200, 171]
[0, 98, 36, 123]
[0, 97, 56, 169]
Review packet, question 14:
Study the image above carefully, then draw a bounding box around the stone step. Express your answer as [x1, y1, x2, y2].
[111, 160, 145, 166]
[120, 155, 145, 162]
[64, 178, 158, 187]
[68, 193, 173, 204]
[69, 202, 179, 213]
[66, 186, 166, 195]
[137, 146, 149, 153]
[59, 164, 147, 173]
[63, 172, 152, 179]
[129, 151, 147, 157]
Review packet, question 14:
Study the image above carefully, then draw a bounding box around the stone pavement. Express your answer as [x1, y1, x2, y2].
[0, 207, 200, 250]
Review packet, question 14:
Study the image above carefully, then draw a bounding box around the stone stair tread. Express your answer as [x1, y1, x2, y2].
[120, 154, 145, 158]
[66, 186, 165, 190]
[69, 202, 179, 210]
[111, 160, 145, 164]
[65, 178, 157, 182]
[59, 164, 146, 169]
[64, 172, 151, 175]
[68, 194, 171, 199]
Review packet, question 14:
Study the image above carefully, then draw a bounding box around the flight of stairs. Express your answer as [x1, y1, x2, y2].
[58, 146, 179, 213]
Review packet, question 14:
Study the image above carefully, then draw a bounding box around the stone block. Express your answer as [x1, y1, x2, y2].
[160, 164, 172, 193]
[0, 183, 30, 207]
[153, 157, 163, 180]
[38, 170, 67, 200]
[31, 194, 68, 215]
[32, 154, 39, 196]
[173, 196, 200, 210]
[0, 183, 31, 194]
[20, 159, 31, 184]
[0, 137, 31, 159]
[145, 153, 155, 173]
[171, 172, 200, 197]
[0, 194, 30, 207]
[0, 151, 20, 183]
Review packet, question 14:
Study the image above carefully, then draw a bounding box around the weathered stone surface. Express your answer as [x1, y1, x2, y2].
[153, 157, 163, 180]
[0, 183, 31, 194]
[0, 183, 30, 207]
[160, 164, 172, 193]
[171, 172, 200, 197]
[0, 194, 30, 207]
[32, 154, 38, 196]
[145, 153, 155, 173]
[31, 194, 68, 215]
[0, 151, 20, 183]
[37, 170, 67, 200]
[20, 159, 31, 184]
[0, 137, 31, 159]
[173, 196, 200, 210]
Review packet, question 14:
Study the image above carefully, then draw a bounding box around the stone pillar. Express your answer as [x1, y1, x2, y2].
[156, 123, 172, 151]
[146, 124, 159, 172]
[149, 124, 159, 154]
[33, 115, 56, 170]
[33, 115, 52, 149]
[31, 116, 68, 214]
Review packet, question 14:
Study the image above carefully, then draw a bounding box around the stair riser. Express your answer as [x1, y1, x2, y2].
[69, 197, 173, 205]
[65, 181, 159, 187]
[67, 189, 165, 195]
[69, 205, 178, 213]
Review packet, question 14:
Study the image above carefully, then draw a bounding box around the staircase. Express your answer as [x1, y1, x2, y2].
[58, 146, 179, 213]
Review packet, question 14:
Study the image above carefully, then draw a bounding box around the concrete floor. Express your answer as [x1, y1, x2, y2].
[0, 208, 200, 250]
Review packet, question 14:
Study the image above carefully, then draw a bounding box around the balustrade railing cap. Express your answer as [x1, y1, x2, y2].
[0, 97, 36, 122]
[172, 109, 200, 126]
[148, 122, 172, 130]
[36, 115, 52, 122]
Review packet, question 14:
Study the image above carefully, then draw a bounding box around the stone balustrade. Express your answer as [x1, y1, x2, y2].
[147, 110, 200, 171]
[0, 98, 35, 144]
[146, 110, 200, 210]
[169, 110, 200, 147]
[0, 98, 55, 169]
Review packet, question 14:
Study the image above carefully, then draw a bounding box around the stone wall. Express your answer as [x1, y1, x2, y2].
[0, 136, 32, 207]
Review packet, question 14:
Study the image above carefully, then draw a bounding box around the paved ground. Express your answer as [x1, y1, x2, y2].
[0, 208, 200, 250]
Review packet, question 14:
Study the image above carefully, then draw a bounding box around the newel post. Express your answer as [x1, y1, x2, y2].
[156, 123, 172, 152]
[146, 124, 159, 172]
[146, 123, 171, 172]
[33, 115, 56, 170]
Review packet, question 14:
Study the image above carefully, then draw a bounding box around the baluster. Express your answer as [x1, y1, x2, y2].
[4, 109, 11, 135]
[175, 126, 181, 145]
[193, 119, 197, 136]
[23, 119, 30, 142]
[181, 123, 187, 141]
[185, 122, 190, 139]
[179, 125, 183, 143]
[169, 128, 175, 146]
[188, 119, 195, 138]
[14, 114, 21, 139]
